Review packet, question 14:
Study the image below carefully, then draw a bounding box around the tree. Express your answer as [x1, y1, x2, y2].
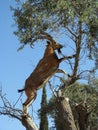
[12, 0, 98, 85]
[0, 86, 38, 130]
[0, 0, 98, 129]
[65, 82, 98, 130]
[47, 81, 98, 130]
[12, 0, 98, 50]
[39, 87, 48, 130]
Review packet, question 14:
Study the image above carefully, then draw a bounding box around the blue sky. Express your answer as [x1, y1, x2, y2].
[0, 1, 46, 130]
[0, 1, 97, 130]
[0, 1, 63, 130]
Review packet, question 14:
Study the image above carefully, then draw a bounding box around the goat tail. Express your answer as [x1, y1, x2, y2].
[18, 88, 25, 93]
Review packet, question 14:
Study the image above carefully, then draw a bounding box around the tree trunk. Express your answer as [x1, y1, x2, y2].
[21, 115, 38, 130]
[39, 87, 48, 130]
[57, 96, 77, 130]
[75, 103, 89, 130]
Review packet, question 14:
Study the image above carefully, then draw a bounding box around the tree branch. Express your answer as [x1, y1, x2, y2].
[30, 31, 60, 47]
[22, 115, 38, 130]
[0, 87, 38, 130]
[72, 20, 82, 79]
[0, 107, 22, 121]
[48, 81, 57, 97]
[66, 27, 77, 39]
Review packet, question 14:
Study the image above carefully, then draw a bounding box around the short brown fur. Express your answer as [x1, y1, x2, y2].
[18, 41, 68, 113]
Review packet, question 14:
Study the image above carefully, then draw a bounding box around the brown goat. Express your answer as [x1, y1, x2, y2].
[18, 41, 73, 114]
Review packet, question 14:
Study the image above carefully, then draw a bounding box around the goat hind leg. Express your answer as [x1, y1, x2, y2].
[23, 93, 37, 114]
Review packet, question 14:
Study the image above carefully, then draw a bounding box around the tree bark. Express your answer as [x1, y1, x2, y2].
[75, 103, 89, 130]
[57, 96, 77, 130]
[21, 115, 38, 130]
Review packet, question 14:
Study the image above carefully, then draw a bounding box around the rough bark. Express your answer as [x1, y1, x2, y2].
[75, 103, 89, 130]
[39, 87, 48, 130]
[53, 20, 82, 130]
[56, 96, 77, 130]
[21, 115, 38, 130]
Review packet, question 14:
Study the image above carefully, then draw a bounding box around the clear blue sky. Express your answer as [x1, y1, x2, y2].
[0, 1, 97, 130]
[0, 1, 46, 130]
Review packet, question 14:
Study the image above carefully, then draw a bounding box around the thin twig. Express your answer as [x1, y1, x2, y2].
[48, 81, 57, 97]
[13, 92, 23, 107]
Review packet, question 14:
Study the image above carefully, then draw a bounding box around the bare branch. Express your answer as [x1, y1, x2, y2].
[0, 87, 22, 121]
[0, 107, 22, 121]
[72, 21, 82, 79]
[48, 81, 57, 97]
[22, 115, 38, 130]
[66, 27, 77, 39]
[0, 87, 39, 130]
[30, 31, 59, 47]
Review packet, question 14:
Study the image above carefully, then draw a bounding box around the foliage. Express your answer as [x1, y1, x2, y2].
[11, 1, 98, 129]
[47, 81, 98, 129]
[12, 0, 98, 53]
[38, 87, 48, 130]
[11, 0, 98, 80]
[66, 82, 98, 128]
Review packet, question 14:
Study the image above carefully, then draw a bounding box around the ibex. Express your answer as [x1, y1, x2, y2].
[18, 41, 75, 114]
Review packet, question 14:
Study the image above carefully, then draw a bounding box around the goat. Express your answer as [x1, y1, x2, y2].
[18, 41, 74, 114]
